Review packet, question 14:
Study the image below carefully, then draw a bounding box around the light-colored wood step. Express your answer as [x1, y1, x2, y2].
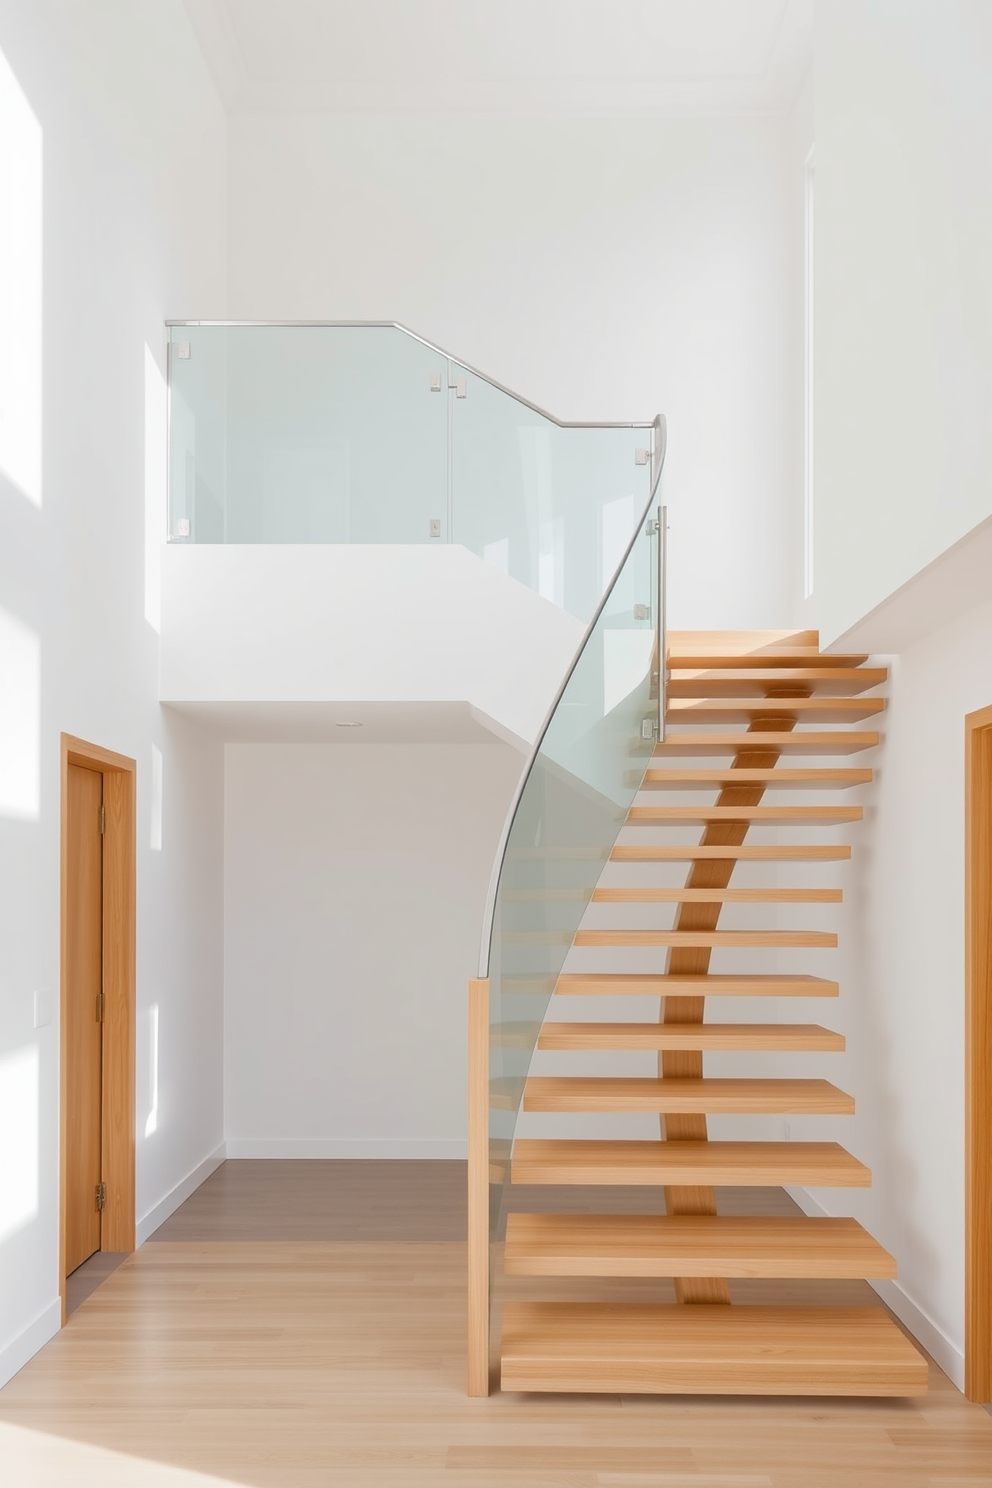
[667, 668, 887, 698]
[667, 628, 823, 657]
[573, 928, 837, 949]
[627, 804, 862, 825]
[666, 697, 885, 724]
[612, 843, 851, 862]
[503, 1214, 896, 1279]
[594, 886, 842, 903]
[555, 972, 838, 997]
[500, 1303, 928, 1396]
[537, 1022, 844, 1052]
[652, 731, 880, 756]
[510, 1138, 871, 1187]
[523, 1077, 854, 1115]
[641, 768, 872, 790]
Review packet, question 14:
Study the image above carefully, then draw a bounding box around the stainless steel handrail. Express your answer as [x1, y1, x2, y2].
[164, 320, 655, 432]
[476, 412, 667, 979]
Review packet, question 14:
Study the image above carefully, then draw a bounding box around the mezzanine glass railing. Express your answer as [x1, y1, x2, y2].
[166, 322, 656, 624]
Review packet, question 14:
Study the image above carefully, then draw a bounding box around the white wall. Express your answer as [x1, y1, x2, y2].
[777, 593, 992, 1389]
[223, 742, 521, 1155]
[807, 0, 992, 646]
[161, 544, 584, 749]
[0, 0, 227, 1385]
[227, 112, 794, 632]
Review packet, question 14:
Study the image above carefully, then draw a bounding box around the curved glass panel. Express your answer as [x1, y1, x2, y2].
[482, 438, 664, 1271]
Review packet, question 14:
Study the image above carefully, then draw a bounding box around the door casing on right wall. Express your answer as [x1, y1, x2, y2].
[965, 703, 992, 1401]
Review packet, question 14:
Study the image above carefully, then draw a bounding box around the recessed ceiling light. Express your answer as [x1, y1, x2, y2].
[335, 721, 363, 728]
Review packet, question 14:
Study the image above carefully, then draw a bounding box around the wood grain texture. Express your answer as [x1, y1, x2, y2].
[5, 1233, 980, 1485]
[628, 804, 862, 824]
[524, 1077, 855, 1115]
[666, 696, 886, 724]
[65, 764, 104, 1277]
[511, 1138, 872, 1188]
[574, 928, 838, 948]
[537, 1022, 845, 1052]
[503, 1214, 897, 1279]
[594, 885, 843, 902]
[555, 972, 839, 996]
[613, 842, 852, 860]
[500, 1302, 928, 1396]
[966, 703, 992, 1402]
[642, 767, 872, 788]
[654, 729, 881, 754]
[667, 667, 887, 697]
[467, 978, 490, 1396]
[60, 735, 136, 1320]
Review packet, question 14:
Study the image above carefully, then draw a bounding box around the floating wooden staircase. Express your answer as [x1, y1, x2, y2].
[473, 629, 928, 1398]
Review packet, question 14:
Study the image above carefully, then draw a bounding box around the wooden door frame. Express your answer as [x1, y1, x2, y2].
[60, 734, 136, 1323]
[966, 703, 992, 1401]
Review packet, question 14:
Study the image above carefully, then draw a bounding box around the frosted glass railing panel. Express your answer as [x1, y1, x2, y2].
[168, 325, 447, 544]
[483, 480, 661, 1251]
[451, 363, 650, 623]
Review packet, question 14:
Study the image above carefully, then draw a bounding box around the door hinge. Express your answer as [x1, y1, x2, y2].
[99, 804, 106, 834]
[96, 992, 105, 1023]
[95, 1182, 106, 1212]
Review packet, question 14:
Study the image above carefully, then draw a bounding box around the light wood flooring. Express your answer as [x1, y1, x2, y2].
[2, 1160, 990, 1487]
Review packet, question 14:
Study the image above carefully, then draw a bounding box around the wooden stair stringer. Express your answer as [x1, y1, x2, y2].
[659, 705, 802, 1304]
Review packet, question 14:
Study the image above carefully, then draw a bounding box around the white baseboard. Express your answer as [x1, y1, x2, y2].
[786, 1185, 965, 1392]
[225, 1138, 467, 1159]
[0, 1298, 61, 1390]
[136, 1142, 227, 1246]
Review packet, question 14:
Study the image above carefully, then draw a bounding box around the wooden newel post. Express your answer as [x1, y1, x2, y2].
[467, 976, 490, 1396]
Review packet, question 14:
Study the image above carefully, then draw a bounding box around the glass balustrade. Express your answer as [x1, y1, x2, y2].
[167, 322, 654, 624]
[477, 425, 665, 1297]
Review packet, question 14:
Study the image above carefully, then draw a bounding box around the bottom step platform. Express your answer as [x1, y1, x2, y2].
[500, 1303, 928, 1396]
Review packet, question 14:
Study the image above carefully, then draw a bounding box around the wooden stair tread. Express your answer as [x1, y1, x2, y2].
[667, 667, 887, 697]
[537, 1022, 844, 1052]
[574, 929, 838, 948]
[612, 844, 851, 862]
[555, 973, 838, 997]
[641, 768, 872, 789]
[523, 1077, 854, 1115]
[652, 731, 880, 756]
[503, 1214, 896, 1279]
[510, 1139, 871, 1187]
[666, 698, 885, 724]
[627, 804, 862, 823]
[593, 887, 842, 903]
[499, 1303, 927, 1395]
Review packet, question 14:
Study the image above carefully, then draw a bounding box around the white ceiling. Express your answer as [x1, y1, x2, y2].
[182, 0, 813, 115]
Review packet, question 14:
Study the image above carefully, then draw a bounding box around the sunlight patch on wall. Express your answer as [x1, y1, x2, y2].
[150, 743, 163, 851]
[0, 46, 43, 508]
[144, 344, 167, 631]
[144, 1004, 160, 1138]
[0, 1046, 39, 1242]
[0, 606, 41, 821]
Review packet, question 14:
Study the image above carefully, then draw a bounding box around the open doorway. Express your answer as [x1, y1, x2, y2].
[60, 734, 136, 1323]
[966, 703, 992, 1402]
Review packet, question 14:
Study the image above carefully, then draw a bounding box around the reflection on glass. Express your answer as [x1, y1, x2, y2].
[167, 326, 654, 625]
[480, 454, 662, 1269]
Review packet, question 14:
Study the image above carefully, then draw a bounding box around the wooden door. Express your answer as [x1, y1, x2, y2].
[65, 762, 104, 1274]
